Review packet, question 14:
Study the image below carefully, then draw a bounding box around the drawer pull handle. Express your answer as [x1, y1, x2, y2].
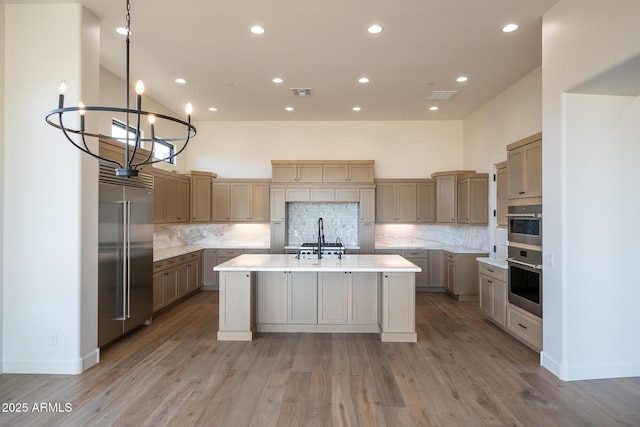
[487, 280, 493, 284]
[487, 268, 494, 273]
[518, 323, 528, 330]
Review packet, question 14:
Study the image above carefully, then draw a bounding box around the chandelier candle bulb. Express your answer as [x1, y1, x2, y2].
[78, 102, 86, 131]
[186, 103, 193, 122]
[58, 80, 66, 108]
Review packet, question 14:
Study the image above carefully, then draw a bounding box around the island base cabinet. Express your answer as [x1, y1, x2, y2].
[257, 272, 288, 324]
[318, 272, 379, 325]
[348, 272, 378, 325]
[217, 272, 256, 341]
[288, 272, 318, 324]
[381, 273, 417, 342]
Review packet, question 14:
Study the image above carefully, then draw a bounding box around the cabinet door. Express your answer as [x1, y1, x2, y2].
[523, 140, 542, 198]
[416, 181, 436, 223]
[177, 262, 189, 297]
[202, 249, 217, 287]
[493, 279, 507, 326]
[318, 272, 349, 324]
[436, 175, 456, 223]
[428, 250, 445, 288]
[382, 273, 415, 333]
[446, 259, 456, 293]
[272, 164, 298, 182]
[349, 272, 378, 324]
[457, 179, 470, 223]
[323, 164, 349, 182]
[270, 222, 286, 253]
[212, 182, 230, 222]
[270, 188, 286, 222]
[297, 164, 323, 182]
[359, 222, 375, 254]
[165, 176, 179, 222]
[288, 272, 317, 324]
[250, 183, 270, 222]
[496, 165, 508, 227]
[507, 148, 524, 199]
[187, 261, 199, 291]
[177, 178, 190, 222]
[348, 164, 374, 183]
[257, 272, 288, 324]
[469, 177, 488, 224]
[153, 272, 164, 312]
[396, 182, 417, 222]
[164, 268, 178, 304]
[153, 173, 166, 223]
[405, 256, 428, 288]
[230, 183, 250, 221]
[359, 188, 375, 223]
[479, 274, 493, 317]
[191, 175, 211, 222]
[376, 183, 397, 222]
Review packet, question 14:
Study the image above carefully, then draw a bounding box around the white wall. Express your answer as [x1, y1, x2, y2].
[186, 121, 463, 178]
[542, 0, 640, 380]
[3, 4, 99, 374]
[463, 67, 542, 172]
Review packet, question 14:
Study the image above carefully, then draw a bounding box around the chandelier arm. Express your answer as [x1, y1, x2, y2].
[134, 129, 156, 167]
[56, 112, 123, 168]
[136, 125, 194, 166]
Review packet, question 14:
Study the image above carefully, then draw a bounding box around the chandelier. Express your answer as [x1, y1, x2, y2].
[45, 0, 196, 177]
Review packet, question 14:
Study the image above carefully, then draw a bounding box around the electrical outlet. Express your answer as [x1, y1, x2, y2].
[49, 333, 58, 346]
[544, 253, 555, 267]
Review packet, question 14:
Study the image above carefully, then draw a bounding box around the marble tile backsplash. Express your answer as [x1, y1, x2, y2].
[154, 223, 271, 250]
[375, 223, 490, 251]
[287, 202, 359, 247]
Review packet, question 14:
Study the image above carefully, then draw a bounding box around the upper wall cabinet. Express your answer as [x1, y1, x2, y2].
[431, 171, 476, 223]
[152, 168, 190, 224]
[507, 132, 542, 205]
[176, 170, 217, 223]
[457, 174, 489, 225]
[213, 180, 271, 223]
[375, 179, 435, 224]
[496, 161, 508, 227]
[272, 160, 374, 184]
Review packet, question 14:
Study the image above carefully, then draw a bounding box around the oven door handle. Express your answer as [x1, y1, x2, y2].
[507, 258, 543, 270]
[505, 213, 542, 219]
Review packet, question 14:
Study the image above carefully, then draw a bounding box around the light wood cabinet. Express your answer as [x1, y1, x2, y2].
[153, 250, 202, 312]
[496, 161, 508, 227]
[375, 181, 417, 222]
[428, 250, 445, 288]
[288, 272, 318, 324]
[178, 171, 216, 222]
[213, 181, 270, 222]
[272, 160, 374, 183]
[401, 250, 429, 289]
[444, 250, 489, 301]
[152, 169, 190, 224]
[230, 182, 270, 222]
[257, 272, 289, 324]
[431, 170, 476, 223]
[381, 273, 415, 334]
[478, 262, 507, 327]
[507, 133, 542, 203]
[318, 272, 349, 324]
[507, 304, 542, 351]
[416, 181, 436, 223]
[457, 174, 489, 224]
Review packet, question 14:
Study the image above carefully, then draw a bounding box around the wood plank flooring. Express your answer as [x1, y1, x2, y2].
[1, 291, 639, 426]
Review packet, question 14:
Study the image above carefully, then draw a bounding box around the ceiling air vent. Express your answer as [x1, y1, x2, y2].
[291, 88, 313, 97]
[427, 90, 458, 100]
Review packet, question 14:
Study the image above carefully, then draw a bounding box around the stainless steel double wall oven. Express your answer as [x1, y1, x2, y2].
[506, 204, 542, 318]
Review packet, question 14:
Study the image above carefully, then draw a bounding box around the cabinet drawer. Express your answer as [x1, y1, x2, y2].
[507, 305, 542, 350]
[402, 250, 428, 258]
[188, 251, 200, 261]
[244, 249, 268, 254]
[375, 249, 402, 255]
[478, 262, 507, 282]
[177, 254, 190, 264]
[153, 260, 167, 272]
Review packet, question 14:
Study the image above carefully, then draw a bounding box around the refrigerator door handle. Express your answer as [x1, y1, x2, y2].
[125, 200, 132, 319]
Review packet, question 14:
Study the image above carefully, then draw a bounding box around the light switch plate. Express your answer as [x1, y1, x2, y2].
[544, 253, 555, 267]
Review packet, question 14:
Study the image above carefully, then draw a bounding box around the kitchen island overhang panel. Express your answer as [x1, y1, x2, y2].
[215, 254, 420, 342]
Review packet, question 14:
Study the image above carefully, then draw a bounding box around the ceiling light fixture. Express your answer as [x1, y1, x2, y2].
[367, 24, 383, 34]
[502, 23, 519, 33]
[285, 107, 294, 111]
[358, 77, 370, 84]
[251, 25, 266, 35]
[352, 106, 362, 112]
[456, 76, 468, 82]
[272, 77, 284, 84]
[429, 106, 439, 111]
[208, 107, 218, 112]
[45, 0, 196, 177]
[175, 78, 187, 84]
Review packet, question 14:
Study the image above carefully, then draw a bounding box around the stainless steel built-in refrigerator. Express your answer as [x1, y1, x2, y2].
[98, 164, 154, 347]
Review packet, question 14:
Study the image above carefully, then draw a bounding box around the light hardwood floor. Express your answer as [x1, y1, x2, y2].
[1, 291, 639, 426]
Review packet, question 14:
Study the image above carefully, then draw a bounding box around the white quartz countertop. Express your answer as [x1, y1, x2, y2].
[154, 245, 269, 262]
[476, 257, 508, 269]
[214, 254, 421, 273]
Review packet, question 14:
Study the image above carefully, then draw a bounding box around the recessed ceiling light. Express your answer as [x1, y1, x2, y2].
[175, 78, 186, 84]
[358, 77, 370, 84]
[456, 76, 468, 83]
[285, 107, 294, 111]
[352, 106, 362, 112]
[251, 25, 266, 35]
[208, 107, 218, 112]
[367, 24, 383, 34]
[116, 27, 130, 36]
[502, 23, 519, 33]
[272, 77, 284, 84]
[429, 106, 439, 111]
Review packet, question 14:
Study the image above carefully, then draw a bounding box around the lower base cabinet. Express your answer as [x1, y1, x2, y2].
[478, 262, 507, 327]
[445, 251, 489, 300]
[507, 304, 542, 351]
[153, 250, 202, 313]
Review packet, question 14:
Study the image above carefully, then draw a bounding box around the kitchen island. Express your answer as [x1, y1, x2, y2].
[214, 254, 421, 342]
